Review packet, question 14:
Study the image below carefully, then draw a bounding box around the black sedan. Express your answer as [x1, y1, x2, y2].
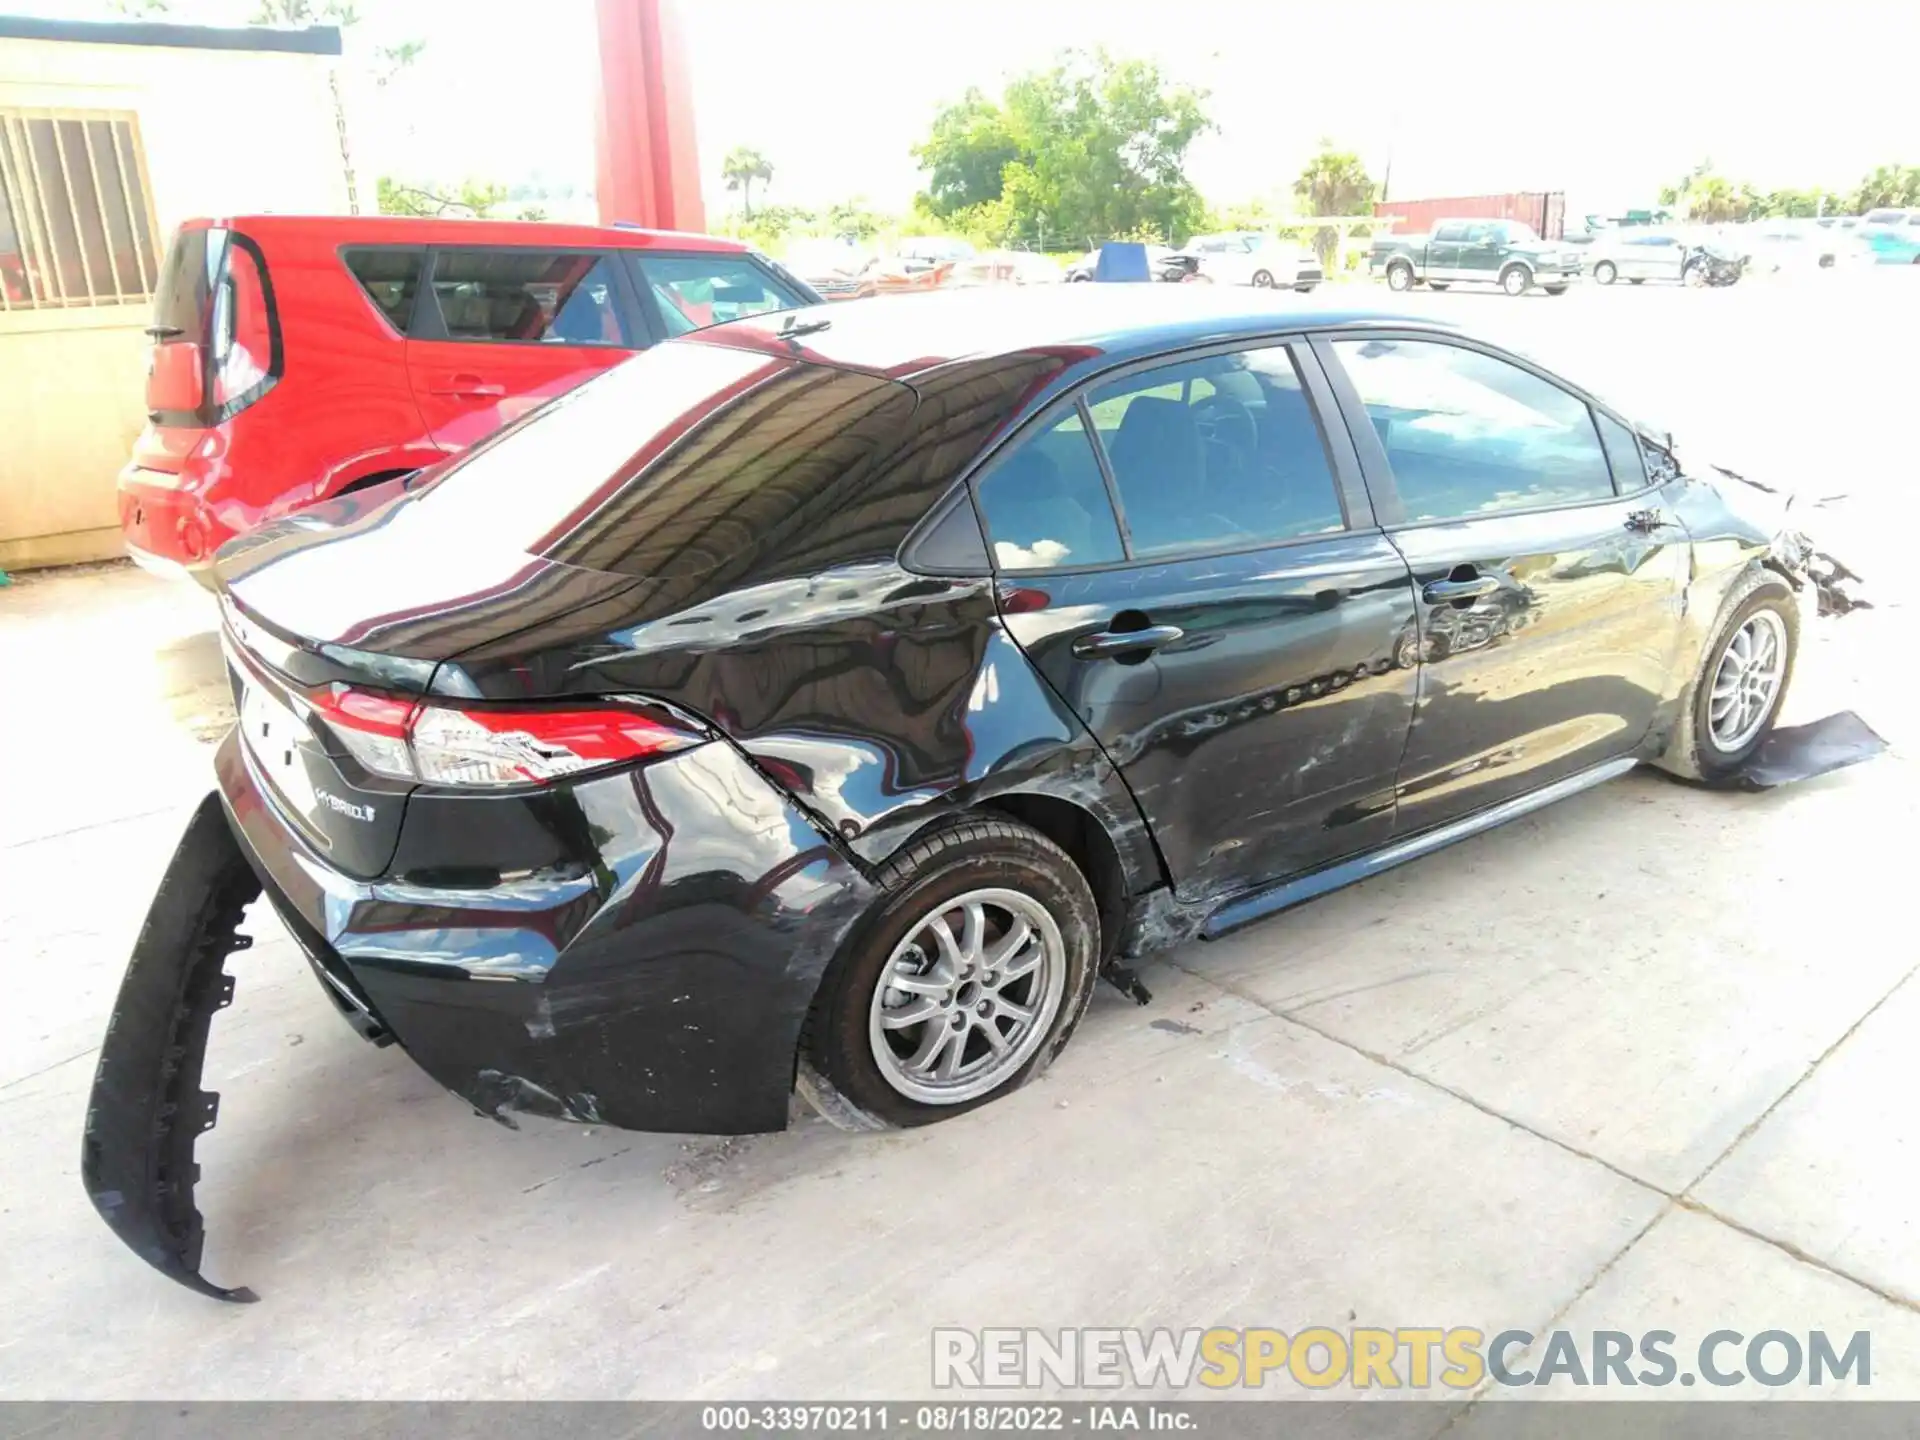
[87, 287, 1855, 1299]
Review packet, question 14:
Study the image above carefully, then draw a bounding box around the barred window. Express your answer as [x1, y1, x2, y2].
[0, 108, 160, 310]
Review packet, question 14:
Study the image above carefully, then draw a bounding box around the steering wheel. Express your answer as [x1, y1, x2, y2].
[1191, 393, 1259, 469]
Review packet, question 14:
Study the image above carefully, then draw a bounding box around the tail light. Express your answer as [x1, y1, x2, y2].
[306, 686, 702, 788]
[208, 240, 274, 413]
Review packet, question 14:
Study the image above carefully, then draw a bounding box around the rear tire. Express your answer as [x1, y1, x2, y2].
[1251, 269, 1275, 288]
[1594, 260, 1618, 285]
[1500, 265, 1531, 296]
[1661, 569, 1799, 782]
[1386, 260, 1414, 291]
[802, 818, 1099, 1129]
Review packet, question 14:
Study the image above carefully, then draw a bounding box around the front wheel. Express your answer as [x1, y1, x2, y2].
[802, 817, 1099, 1128]
[1662, 571, 1799, 782]
[1385, 260, 1414, 291]
[1500, 265, 1531, 296]
[1683, 263, 1707, 288]
[1593, 260, 1617, 285]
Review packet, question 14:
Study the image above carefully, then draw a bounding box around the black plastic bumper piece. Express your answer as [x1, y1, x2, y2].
[80, 792, 262, 1302]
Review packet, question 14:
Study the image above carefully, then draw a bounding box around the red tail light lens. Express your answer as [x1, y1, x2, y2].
[305, 687, 701, 788]
[209, 240, 273, 412]
[146, 340, 204, 414]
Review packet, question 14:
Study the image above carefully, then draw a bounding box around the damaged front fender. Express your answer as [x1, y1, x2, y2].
[80, 793, 261, 1302]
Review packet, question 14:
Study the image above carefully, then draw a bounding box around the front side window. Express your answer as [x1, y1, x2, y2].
[1084, 346, 1346, 556]
[1594, 411, 1647, 491]
[429, 249, 630, 345]
[636, 253, 804, 337]
[1332, 338, 1614, 522]
[973, 410, 1125, 572]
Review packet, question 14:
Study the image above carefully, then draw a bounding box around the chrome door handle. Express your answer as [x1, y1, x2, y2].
[1073, 624, 1184, 659]
[1422, 576, 1500, 605]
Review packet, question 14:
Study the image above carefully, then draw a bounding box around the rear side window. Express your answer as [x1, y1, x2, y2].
[1332, 338, 1614, 522]
[343, 247, 423, 332]
[974, 410, 1124, 571]
[1084, 346, 1345, 557]
[428, 249, 631, 346]
[636, 254, 805, 337]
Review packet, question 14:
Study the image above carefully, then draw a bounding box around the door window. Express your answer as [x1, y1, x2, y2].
[428, 249, 630, 345]
[1433, 223, 1468, 242]
[636, 253, 806, 337]
[1594, 411, 1647, 492]
[1084, 346, 1346, 556]
[1332, 338, 1615, 521]
[973, 410, 1125, 571]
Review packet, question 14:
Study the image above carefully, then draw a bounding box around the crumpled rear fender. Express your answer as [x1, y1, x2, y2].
[80, 793, 261, 1302]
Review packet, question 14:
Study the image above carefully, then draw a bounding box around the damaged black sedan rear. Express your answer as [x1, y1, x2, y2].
[84, 287, 1875, 1299]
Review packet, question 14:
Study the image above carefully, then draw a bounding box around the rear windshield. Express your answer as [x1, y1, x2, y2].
[151, 226, 218, 338]
[405, 340, 918, 577]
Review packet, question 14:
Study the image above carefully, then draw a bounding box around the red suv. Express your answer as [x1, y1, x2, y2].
[119, 215, 814, 579]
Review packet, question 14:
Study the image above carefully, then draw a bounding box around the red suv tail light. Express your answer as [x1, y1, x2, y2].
[306, 686, 703, 788]
[145, 225, 281, 428]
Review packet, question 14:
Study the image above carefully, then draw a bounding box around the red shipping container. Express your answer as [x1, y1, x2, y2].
[1372, 192, 1566, 240]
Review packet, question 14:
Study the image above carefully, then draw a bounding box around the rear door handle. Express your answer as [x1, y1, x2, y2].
[1422, 576, 1501, 604]
[1073, 624, 1184, 659]
[430, 375, 507, 398]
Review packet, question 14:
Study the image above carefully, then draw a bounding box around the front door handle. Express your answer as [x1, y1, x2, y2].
[1073, 624, 1184, 659]
[1422, 576, 1501, 605]
[430, 375, 507, 399]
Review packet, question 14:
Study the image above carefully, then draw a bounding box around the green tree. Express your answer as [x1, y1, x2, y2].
[1851, 163, 1920, 212]
[721, 146, 774, 218]
[1293, 142, 1377, 268]
[377, 177, 508, 218]
[912, 50, 1211, 249]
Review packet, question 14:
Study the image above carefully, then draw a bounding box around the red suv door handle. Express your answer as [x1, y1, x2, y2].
[430, 375, 506, 399]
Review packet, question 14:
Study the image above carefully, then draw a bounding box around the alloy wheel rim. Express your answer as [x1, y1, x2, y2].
[1708, 610, 1786, 753]
[868, 888, 1066, 1105]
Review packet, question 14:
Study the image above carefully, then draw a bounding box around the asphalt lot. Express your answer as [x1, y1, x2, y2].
[4, 268, 1918, 1404]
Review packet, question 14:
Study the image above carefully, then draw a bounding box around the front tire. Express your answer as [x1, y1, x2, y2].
[1500, 265, 1531, 296]
[803, 817, 1099, 1128]
[1662, 570, 1799, 782]
[1386, 260, 1414, 291]
[1594, 260, 1618, 285]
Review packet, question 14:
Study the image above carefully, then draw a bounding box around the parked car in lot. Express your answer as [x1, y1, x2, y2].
[1180, 231, 1323, 290]
[1066, 244, 1193, 283]
[1742, 221, 1872, 275]
[118, 216, 816, 581]
[782, 237, 879, 300]
[1370, 218, 1581, 295]
[85, 285, 1863, 1300]
[1586, 231, 1749, 286]
[1859, 211, 1920, 264]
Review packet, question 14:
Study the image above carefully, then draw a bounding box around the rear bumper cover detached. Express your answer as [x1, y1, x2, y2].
[84, 734, 878, 1300]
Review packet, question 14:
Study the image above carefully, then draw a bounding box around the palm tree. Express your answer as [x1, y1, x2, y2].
[1293, 142, 1377, 269]
[722, 147, 774, 218]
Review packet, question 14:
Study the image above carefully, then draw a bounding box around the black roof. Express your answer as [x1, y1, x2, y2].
[0, 15, 343, 56]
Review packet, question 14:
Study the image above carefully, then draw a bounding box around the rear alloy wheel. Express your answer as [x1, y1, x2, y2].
[1593, 260, 1618, 285]
[1386, 260, 1414, 291]
[1251, 269, 1275, 288]
[1501, 265, 1531, 296]
[802, 818, 1098, 1128]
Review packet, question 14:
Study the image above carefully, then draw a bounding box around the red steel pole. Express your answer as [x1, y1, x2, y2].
[594, 0, 705, 232]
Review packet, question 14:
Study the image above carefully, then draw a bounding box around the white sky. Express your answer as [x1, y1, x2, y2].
[17, 0, 1920, 219]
